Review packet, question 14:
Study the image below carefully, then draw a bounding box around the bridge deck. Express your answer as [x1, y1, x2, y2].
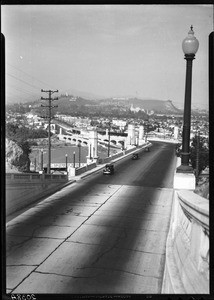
[6, 141, 176, 294]
[6, 184, 173, 294]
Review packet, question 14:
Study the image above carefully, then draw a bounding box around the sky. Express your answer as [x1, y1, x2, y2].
[1, 4, 213, 109]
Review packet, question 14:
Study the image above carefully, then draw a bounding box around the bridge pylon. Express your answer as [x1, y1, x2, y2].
[87, 129, 99, 164]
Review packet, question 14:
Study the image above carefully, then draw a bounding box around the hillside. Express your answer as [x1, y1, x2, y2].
[11, 94, 207, 117]
[95, 98, 181, 114]
[51, 95, 181, 114]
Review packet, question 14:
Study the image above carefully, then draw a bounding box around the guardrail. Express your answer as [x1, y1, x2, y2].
[162, 189, 209, 294]
[68, 162, 97, 177]
[6, 173, 68, 218]
[147, 136, 180, 144]
[6, 173, 67, 182]
[68, 142, 152, 177]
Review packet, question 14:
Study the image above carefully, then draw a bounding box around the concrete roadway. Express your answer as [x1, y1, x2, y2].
[6, 142, 177, 294]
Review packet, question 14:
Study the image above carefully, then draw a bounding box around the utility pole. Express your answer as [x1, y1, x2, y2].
[196, 130, 200, 185]
[108, 122, 111, 157]
[41, 89, 58, 174]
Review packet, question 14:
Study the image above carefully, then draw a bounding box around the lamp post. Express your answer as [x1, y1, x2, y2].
[73, 151, 76, 168]
[40, 149, 43, 172]
[65, 154, 68, 173]
[177, 26, 199, 173]
[195, 130, 200, 184]
[108, 122, 111, 157]
[89, 143, 92, 160]
[77, 142, 81, 167]
[145, 124, 148, 142]
[34, 157, 37, 172]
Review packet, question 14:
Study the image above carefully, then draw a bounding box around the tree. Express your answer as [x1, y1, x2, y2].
[190, 134, 209, 175]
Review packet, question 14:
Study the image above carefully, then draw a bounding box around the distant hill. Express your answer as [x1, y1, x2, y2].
[57, 96, 180, 113]
[61, 89, 105, 100]
[95, 98, 181, 114]
[8, 92, 208, 116]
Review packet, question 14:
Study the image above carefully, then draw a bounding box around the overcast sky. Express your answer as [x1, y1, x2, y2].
[2, 5, 213, 109]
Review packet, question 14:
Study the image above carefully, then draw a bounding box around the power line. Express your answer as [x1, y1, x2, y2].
[7, 73, 42, 90]
[7, 83, 39, 96]
[6, 64, 76, 98]
[7, 63, 55, 90]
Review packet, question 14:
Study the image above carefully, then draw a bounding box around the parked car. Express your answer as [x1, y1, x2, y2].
[103, 164, 114, 175]
[132, 153, 139, 160]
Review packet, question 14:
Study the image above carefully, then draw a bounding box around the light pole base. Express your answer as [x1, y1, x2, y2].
[176, 164, 193, 173]
[87, 156, 99, 165]
[174, 171, 196, 190]
[86, 157, 93, 164]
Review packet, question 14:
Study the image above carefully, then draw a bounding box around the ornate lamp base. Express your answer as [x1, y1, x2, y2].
[176, 164, 193, 173]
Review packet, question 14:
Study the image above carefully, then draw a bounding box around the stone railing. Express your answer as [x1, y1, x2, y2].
[6, 173, 67, 182]
[6, 173, 68, 217]
[68, 162, 97, 177]
[162, 189, 209, 294]
[68, 142, 152, 177]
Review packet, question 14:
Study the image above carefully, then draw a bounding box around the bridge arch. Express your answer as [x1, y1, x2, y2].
[118, 140, 124, 146]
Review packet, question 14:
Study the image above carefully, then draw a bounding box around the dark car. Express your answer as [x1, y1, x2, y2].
[132, 153, 139, 160]
[103, 164, 114, 175]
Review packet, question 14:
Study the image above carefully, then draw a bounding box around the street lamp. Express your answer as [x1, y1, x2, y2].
[77, 141, 81, 167]
[177, 26, 199, 173]
[73, 151, 76, 168]
[108, 122, 111, 157]
[40, 149, 43, 172]
[65, 154, 68, 173]
[195, 130, 200, 184]
[144, 124, 148, 142]
[89, 143, 92, 160]
[34, 157, 37, 172]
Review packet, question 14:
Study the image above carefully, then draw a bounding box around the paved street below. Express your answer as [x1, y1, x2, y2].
[6, 142, 177, 294]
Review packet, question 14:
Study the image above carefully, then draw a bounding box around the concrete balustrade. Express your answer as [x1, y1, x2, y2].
[68, 162, 97, 177]
[162, 189, 209, 293]
[6, 173, 68, 218]
[67, 142, 152, 180]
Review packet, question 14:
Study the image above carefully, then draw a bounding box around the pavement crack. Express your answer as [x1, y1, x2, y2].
[63, 185, 124, 243]
[34, 270, 96, 279]
[6, 236, 34, 256]
[7, 264, 38, 267]
[77, 266, 161, 279]
[87, 226, 126, 267]
[114, 247, 165, 255]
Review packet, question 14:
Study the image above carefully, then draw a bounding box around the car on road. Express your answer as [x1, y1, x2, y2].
[132, 153, 139, 160]
[103, 164, 114, 175]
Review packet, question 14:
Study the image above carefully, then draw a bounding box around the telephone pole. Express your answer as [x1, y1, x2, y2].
[41, 89, 58, 174]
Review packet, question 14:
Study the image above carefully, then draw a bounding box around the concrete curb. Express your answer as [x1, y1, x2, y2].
[73, 142, 152, 181]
